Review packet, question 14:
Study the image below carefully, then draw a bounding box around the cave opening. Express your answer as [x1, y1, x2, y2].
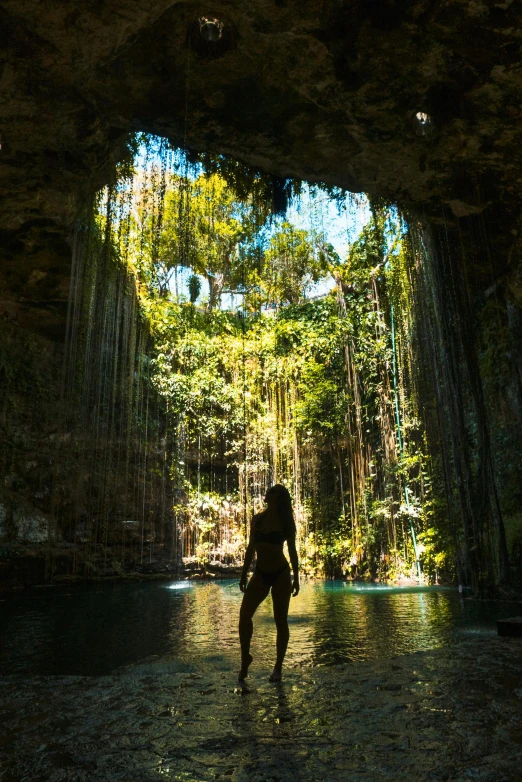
[56, 134, 441, 590]
[2, 129, 519, 599]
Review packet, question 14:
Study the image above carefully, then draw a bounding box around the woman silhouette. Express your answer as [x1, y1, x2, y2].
[238, 484, 299, 682]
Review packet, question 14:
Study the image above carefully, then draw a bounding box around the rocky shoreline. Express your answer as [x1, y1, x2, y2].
[0, 550, 243, 594]
[0, 551, 449, 596]
[1, 635, 521, 781]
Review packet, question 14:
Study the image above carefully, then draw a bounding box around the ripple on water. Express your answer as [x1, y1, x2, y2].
[0, 580, 518, 675]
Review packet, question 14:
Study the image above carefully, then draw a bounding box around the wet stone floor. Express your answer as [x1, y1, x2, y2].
[1, 635, 522, 782]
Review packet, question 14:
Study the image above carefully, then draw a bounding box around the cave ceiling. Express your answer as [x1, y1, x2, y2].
[1, 0, 521, 336]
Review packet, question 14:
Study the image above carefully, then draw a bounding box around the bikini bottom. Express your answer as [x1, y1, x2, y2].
[255, 561, 290, 588]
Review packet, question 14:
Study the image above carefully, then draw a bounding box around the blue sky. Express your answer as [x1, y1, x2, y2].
[170, 186, 371, 306]
[133, 137, 372, 306]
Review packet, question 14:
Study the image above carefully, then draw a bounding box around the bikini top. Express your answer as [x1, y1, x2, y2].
[253, 515, 286, 546]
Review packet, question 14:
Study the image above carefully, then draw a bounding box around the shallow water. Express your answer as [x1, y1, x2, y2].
[0, 580, 517, 676]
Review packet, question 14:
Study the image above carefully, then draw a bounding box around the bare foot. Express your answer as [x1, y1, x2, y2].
[269, 667, 282, 682]
[238, 654, 253, 681]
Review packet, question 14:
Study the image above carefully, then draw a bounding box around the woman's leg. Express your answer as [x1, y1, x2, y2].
[238, 572, 269, 679]
[270, 568, 292, 680]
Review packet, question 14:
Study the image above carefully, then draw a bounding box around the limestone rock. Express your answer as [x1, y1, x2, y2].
[0, 1, 521, 334]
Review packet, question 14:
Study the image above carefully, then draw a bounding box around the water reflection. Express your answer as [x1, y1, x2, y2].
[0, 581, 518, 676]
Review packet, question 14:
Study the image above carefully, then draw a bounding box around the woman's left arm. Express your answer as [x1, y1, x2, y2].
[287, 537, 299, 596]
[239, 518, 257, 592]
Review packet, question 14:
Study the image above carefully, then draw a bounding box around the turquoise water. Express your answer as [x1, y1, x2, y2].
[0, 580, 517, 676]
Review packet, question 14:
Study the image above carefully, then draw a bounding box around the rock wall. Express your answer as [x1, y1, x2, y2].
[408, 217, 522, 592]
[0, 323, 62, 584]
[1, 3, 521, 278]
[1, 1, 521, 356]
[0, 232, 176, 588]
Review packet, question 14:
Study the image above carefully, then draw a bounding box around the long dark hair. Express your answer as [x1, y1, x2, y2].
[266, 484, 296, 538]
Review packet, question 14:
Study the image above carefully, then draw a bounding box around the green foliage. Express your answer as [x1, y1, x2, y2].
[99, 137, 453, 582]
[259, 222, 335, 306]
[188, 274, 201, 304]
[416, 527, 452, 583]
